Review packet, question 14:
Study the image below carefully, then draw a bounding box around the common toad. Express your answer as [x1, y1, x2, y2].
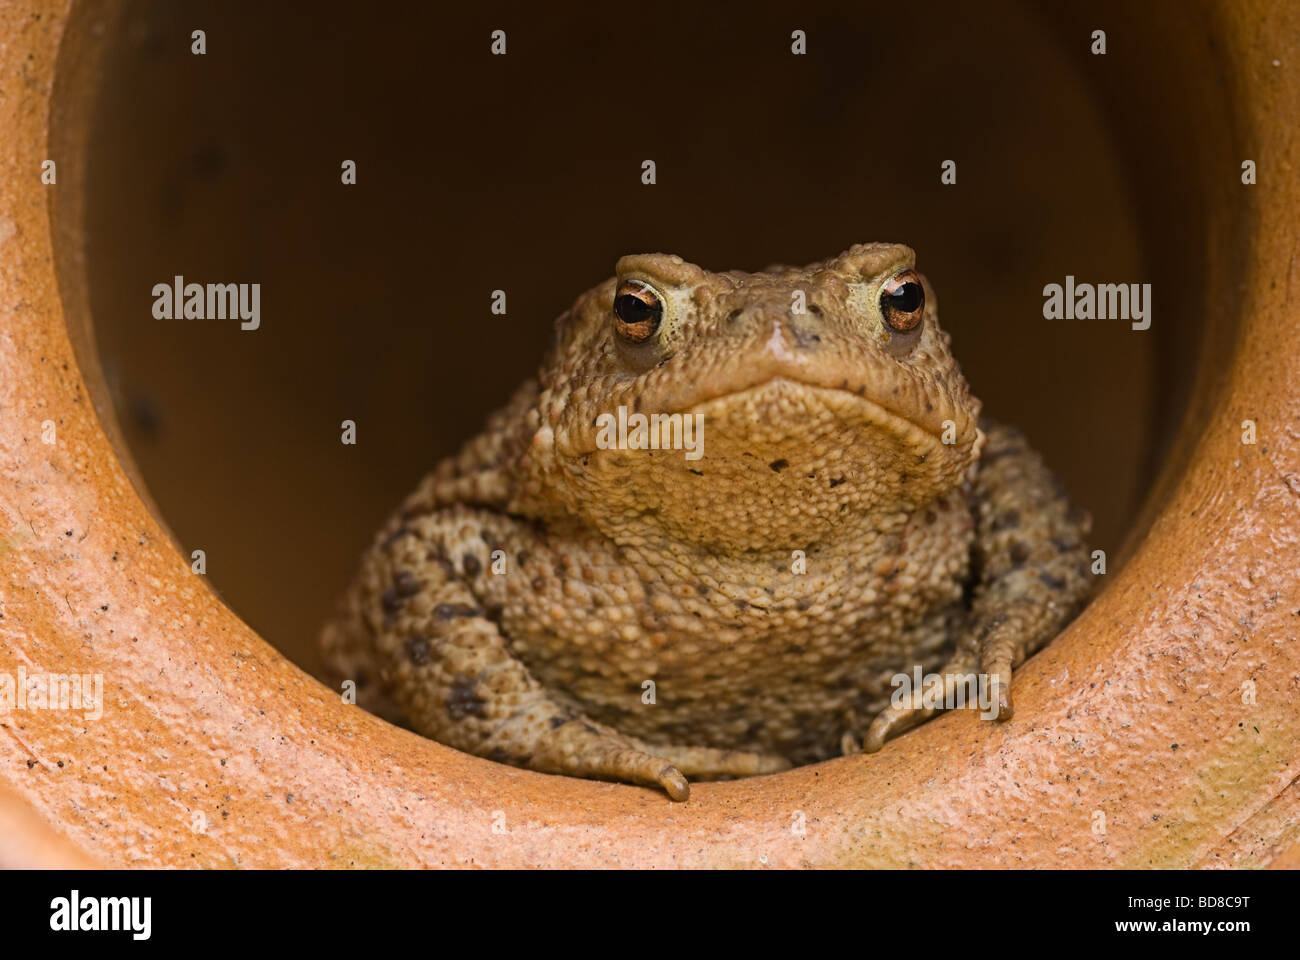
[321, 243, 1092, 800]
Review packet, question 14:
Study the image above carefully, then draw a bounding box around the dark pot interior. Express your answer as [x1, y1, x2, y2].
[74, 0, 1234, 672]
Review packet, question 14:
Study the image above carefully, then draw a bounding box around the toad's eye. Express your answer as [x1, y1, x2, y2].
[613, 280, 663, 343]
[880, 271, 925, 333]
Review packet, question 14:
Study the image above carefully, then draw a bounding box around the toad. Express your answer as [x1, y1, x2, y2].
[321, 243, 1092, 800]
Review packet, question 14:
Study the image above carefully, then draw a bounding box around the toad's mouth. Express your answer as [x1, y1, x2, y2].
[681, 376, 947, 443]
[561, 373, 981, 466]
[635, 340, 974, 440]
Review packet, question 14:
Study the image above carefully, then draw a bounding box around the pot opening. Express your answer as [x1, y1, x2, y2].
[53, 0, 1244, 676]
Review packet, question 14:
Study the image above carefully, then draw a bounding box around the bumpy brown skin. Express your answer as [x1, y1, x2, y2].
[320, 243, 1092, 800]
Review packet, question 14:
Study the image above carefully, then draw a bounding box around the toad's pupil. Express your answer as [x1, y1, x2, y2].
[615, 294, 661, 327]
[886, 283, 923, 313]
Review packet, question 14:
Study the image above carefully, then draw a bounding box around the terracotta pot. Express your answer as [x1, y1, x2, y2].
[1, 0, 1297, 868]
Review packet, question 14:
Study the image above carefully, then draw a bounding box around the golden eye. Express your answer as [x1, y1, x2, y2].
[613, 280, 663, 343]
[880, 270, 925, 333]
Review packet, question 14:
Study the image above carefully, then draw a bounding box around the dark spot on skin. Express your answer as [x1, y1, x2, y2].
[689, 468, 704, 476]
[462, 554, 482, 578]
[486, 747, 520, 765]
[406, 636, 431, 665]
[769, 459, 789, 472]
[435, 603, 480, 621]
[428, 552, 455, 577]
[734, 599, 750, 611]
[484, 603, 504, 624]
[446, 677, 488, 720]
[991, 510, 1021, 532]
[516, 550, 529, 567]
[549, 715, 568, 729]
[393, 570, 420, 598]
[695, 584, 709, 595]
[1051, 537, 1074, 553]
[1038, 572, 1067, 590]
[553, 562, 566, 579]
[924, 510, 937, 525]
[580, 722, 599, 736]
[790, 321, 822, 348]
[633, 395, 643, 413]
[796, 598, 813, 611]
[531, 576, 547, 592]
[381, 589, 403, 622]
[1009, 542, 1031, 566]
[829, 476, 846, 488]
[979, 613, 1009, 638]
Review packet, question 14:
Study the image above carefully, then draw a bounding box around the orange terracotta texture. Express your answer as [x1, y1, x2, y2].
[1, 0, 1298, 868]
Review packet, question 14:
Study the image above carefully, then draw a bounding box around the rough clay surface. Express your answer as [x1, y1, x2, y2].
[321, 243, 1092, 800]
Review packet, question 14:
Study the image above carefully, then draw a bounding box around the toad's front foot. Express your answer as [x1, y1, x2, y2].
[858, 656, 1005, 753]
[530, 718, 693, 800]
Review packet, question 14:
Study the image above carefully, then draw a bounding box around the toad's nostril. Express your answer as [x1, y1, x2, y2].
[787, 307, 823, 350]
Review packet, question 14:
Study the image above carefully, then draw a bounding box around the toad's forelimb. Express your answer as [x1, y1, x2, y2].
[861, 420, 1093, 751]
[321, 505, 788, 801]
